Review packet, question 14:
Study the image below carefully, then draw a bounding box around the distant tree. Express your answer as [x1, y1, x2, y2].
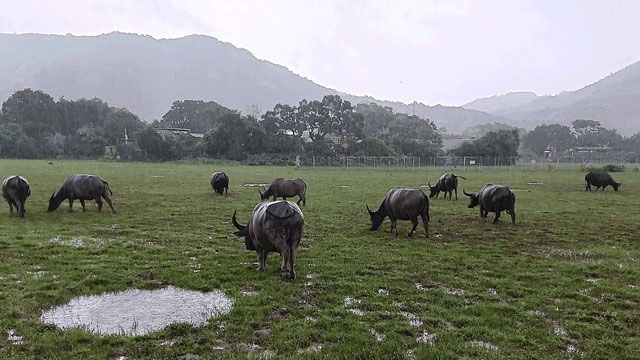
[355, 103, 395, 137]
[0, 124, 40, 158]
[522, 124, 576, 155]
[383, 114, 442, 158]
[261, 103, 305, 137]
[452, 129, 519, 161]
[462, 122, 517, 138]
[160, 100, 234, 133]
[137, 128, 177, 161]
[202, 113, 266, 160]
[1, 89, 61, 138]
[349, 138, 394, 156]
[571, 119, 623, 148]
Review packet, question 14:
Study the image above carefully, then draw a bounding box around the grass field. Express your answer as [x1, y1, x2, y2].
[1, 159, 639, 359]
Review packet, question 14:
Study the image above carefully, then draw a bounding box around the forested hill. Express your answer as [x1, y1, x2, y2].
[0, 32, 506, 133]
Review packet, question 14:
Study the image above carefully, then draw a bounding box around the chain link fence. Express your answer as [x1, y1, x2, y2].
[294, 155, 640, 171]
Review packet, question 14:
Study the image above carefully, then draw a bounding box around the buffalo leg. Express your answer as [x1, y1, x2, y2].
[79, 199, 86, 212]
[8, 201, 13, 213]
[17, 201, 25, 218]
[408, 218, 419, 237]
[257, 250, 266, 272]
[279, 246, 292, 281]
[586, 183, 590, 191]
[95, 196, 103, 212]
[225, 187, 228, 196]
[510, 211, 516, 225]
[493, 211, 501, 223]
[480, 206, 487, 221]
[102, 194, 117, 214]
[68, 199, 74, 212]
[594, 186, 600, 191]
[422, 213, 429, 238]
[602, 185, 606, 191]
[455, 188, 458, 200]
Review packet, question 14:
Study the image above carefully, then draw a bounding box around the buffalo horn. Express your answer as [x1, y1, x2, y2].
[232, 210, 246, 230]
[366, 204, 374, 215]
[463, 189, 472, 197]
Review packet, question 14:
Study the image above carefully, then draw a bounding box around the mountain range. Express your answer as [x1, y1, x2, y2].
[0, 32, 638, 135]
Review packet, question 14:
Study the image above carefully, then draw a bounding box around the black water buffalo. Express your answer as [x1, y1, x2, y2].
[232, 199, 304, 281]
[2, 176, 31, 217]
[260, 178, 307, 206]
[211, 171, 229, 195]
[464, 184, 516, 224]
[585, 171, 621, 191]
[428, 173, 467, 199]
[48, 174, 116, 213]
[367, 189, 430, 238]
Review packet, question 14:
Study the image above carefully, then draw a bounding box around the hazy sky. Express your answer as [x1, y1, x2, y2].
[1, 0, 639, 106]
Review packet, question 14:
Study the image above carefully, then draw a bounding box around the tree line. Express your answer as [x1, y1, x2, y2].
[6, 88, 639, 163]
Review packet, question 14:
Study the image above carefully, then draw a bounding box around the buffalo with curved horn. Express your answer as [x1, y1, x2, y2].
[464, 184, 515, 224]
[260, 178, 306, 206]
[232, 197, 304, 281]
[211, 171, 229, 195]
[367, 189, 430, 238]
[427, 173, 467, 199]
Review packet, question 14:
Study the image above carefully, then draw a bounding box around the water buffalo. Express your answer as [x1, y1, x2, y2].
[232, 198, 304, 281]
[48, 174, 116, 213]
[585, 171, 621, 191]
[464, 184, 515, 224]
[211, 171, 229, 195]
[2, 176, 31, 217]
[260, 178, 306, 206]
[428, 173, 467, 199]
[367, 189, 430, 238]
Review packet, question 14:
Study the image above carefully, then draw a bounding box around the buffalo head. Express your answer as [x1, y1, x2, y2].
[258, 189, 270, 201]
[232, 210, 255, 250]
[427, 182, 439, 198]
[366, 204, 385, 231]
[463, 189, 479, 208]
[613, 180, 622, 191]
[47, 192, 63, 212]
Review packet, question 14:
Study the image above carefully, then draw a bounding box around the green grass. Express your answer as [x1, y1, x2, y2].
[1, 159, 639, 359]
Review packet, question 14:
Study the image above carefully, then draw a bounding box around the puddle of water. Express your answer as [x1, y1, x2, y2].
[415, 283, 424, 291]
[378, 288, 389, 295]
[7, 329, 23, 345]
[567, 344, 580, 354]
[416, 330, 436, 345]
[298, 344, 323, 353]
[40, 286, 233, 336]
[343, 297, 360, 307]
[305, 273, 315, 279]
[400, 312, 423, 327]
[527, 182, 543, 185]
[466, 340, 499, 351]
[370, 328, 385, 342]
[348, 308, 364, 317]
[440, 286, 465, 296]
[243, 183, 269, 187]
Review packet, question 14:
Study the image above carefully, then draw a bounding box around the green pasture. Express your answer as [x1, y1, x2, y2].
[0, 160, 638, 359]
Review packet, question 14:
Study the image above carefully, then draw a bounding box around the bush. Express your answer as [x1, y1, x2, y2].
[242, 153, 296, 166]
[579, 164, 625, 172]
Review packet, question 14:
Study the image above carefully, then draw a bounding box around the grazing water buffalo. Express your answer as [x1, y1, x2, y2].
[2, 176, 30, 217]
[428, 173, 467, 200]
[585, 171, 621, 191]
[260, 178, 307, 206]
[232, 198, 304, 281]
[367, 189, 430, 238]
[48, 174, 116, 213]
[211, 171, 229, 195]
[464, 184, 515, 224]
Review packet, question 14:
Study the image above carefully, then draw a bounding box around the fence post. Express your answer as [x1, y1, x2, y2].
[412, 156, 415, 171]
[346, 156, 349, 170]
[313, 156, 316, 170]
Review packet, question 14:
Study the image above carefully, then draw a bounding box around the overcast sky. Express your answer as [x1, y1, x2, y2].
[1, 0, 639, 106]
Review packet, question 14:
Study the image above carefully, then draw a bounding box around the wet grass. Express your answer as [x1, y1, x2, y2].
[0, 159, 639, 359]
